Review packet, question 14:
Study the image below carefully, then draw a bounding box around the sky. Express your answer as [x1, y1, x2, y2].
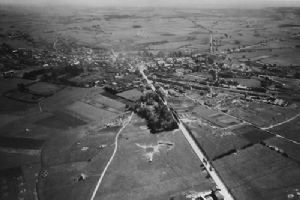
[0, 0, 300, 8]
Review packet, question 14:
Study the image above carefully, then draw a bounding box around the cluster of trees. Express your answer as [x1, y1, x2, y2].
[0, 43, 39, 71]
[23, 65, 83, 80]
[132, 25, 142, 28]
[131, 92, 178, 134]
[168, 50, 191, 58]
[294, 72, 300, 78]
[23, 68, 50, 80]
[17, 83, 29, 92]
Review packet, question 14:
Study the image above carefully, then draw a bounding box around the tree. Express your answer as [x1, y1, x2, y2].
[131, 92, 178, 133]
[17, 83, 28, 92]
[157, 51, 165, 58]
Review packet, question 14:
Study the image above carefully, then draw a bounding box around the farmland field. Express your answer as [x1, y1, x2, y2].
[36, 110, 87, 129]
[95, 115, 215, 200]
[66, 101, 118, 123]
[1, 3, 300, 200]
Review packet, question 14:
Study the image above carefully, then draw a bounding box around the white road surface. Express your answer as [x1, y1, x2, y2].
[139, 67, 235, 200]
[261, 113, 300, 130]
[186, 94, 300, 145]
[89, 112, 133, 200]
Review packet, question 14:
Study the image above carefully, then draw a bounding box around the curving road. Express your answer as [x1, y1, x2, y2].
[185, 93, 300, 145]
[261, 112, 300, 130]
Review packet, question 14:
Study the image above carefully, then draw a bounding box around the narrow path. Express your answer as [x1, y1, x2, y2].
[89, 112, 133, 200]
[261, 113, 300, 130]
[185, 94, 300, 145]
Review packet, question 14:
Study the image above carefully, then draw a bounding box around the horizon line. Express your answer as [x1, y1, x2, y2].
[1, 3, 300, 9]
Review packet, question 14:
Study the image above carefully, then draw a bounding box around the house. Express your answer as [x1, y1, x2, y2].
[237, 84, 248, 90]
[2, 70, 15, 78]
[157, 60, 165, 67]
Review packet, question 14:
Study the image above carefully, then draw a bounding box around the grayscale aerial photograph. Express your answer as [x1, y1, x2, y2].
[0, 0, 300, 199]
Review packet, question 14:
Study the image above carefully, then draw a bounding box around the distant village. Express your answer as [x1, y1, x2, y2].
[1, 30, 299, 108]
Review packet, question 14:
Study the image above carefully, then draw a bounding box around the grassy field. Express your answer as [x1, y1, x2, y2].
[0, 81, 127, 200]
[38, 120, 122, 200]
[116, 88, 143, 102]
[0, 96, 33, 114]
[95, 115, 215, 200]
[0, 78, 36, 114]
[41, 87, 94, 112]
[36, 110, 86, 129]
[264, 137, 300, 163]
[269, 76, 300, 90]
[0, 78, 33, 94]
[84, 93, 125, 112]
[213, 144, 300, 200]
[28, 82, 63, 96]
[269, 115, 300, 142]
[228, 101, 300, 127]
[66, 101, 118, 123]
[186, 120, 251, 160]
[0, 114, 21, 127]
[190, 105, 242, 128]
[1, 6, 300, 58]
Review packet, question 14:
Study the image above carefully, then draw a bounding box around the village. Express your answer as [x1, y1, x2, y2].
[0, 5, 300, 200]
[1, 34, 296, 108]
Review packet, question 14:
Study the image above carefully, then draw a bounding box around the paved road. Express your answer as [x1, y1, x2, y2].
[139, 66, 235, 200]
